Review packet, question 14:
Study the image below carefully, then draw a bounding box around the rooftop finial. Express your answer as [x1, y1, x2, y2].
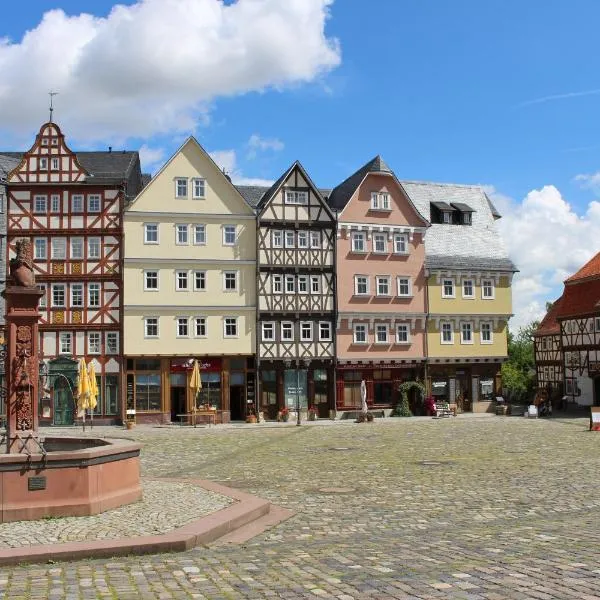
[48, 91, 58, 123]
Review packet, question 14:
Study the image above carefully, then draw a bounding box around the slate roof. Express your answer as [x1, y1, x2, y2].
[401, 180, 518, 272]
[564, 251, 600, 283]
[534, 296, 563, 336]
[0, 154, 20, 180]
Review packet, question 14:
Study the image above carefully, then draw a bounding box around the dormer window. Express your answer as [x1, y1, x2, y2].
[443, 211, 452, 224]
[450, 202, 475, 225]
[431, 201, 455, 224]
[371, 192, 390, 210]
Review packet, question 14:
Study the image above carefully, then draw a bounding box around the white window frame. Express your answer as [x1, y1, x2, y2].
[442, 278, 455, 298]
[480, 321, 493, 344]
[375, 324, 389, 344]
[396, 324, 411, 345]
[223, 270, 238, 292]
[297, 231, 308, 249]
[224, 317, 238, 339]
[88, 283, 100, 308]
[311, 276, 321, 294]
[285, 230, 295, 248]
[176, 317, 190, 338]
[175, 270, 189, 291]
[70, 283, 84, 307]
[319, 321, 332, 341]
[298, 275, 309, 294]
[34, 238, 47, 260]
[482, 279, 495, 300]
[370, 191, 391, 211]
[33, 195, 47, 214]
[272, 230, 283, 248]
[175, 224, 189, 245]
[262, 322, 275, 341]
[51, 157, 59, 171]
[354, 275, 369, 296]
[175, 177, 188, 198]
[59, 332, 72, 355]
[88, 332, 101, 355]
[193, 224, 206, 245]
[285, 190, 308, 205]
[393, 234, 408, 254]
[70, 237, 84, 260]
[397, 276, 412, 297]
[285, 275, 295, 294]
[88, 194, 101, 213]
[353, 324, 368, 344]
[88, 237, 101, 259]
[223, 225, 237, 246]
[194, 317, 207, 338]
[194, 270, 206, 291]
[300, 321, 313, 342]
[596, 317, 600, 332]
[281, 321, 294, 341]
[71, 194, 84, 213]
[38, 284, 47, 308]
[192, 178, 206, 199]
[144, 223, 159, 244]
[462, 279, 474, 299]
[51, 238, 66, 260]
[144, 270, 159, 291]
[441, 321, 454, 344]
[39, 157, 48, 170]
[50, 194, 61, 213]
[460, 321, 474, 345]
[310, 231, 321, 248]
[106, 332, 119, 354]
[272, 275, 283, 294]
[144, 317, 160, 338]
[373, 233, 387, 254]
[52, 283, 65, 307]
[376, 276, 391, 297]
[351, 232, 366, 253]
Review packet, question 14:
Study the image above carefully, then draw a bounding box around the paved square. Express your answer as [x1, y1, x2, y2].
[1, 416, 599, 599]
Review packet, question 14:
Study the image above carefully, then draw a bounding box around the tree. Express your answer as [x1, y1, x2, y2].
[502, 321, 539, 402]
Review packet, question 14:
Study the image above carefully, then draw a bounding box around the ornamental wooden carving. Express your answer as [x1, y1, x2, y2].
[9, 239, 35, 287]
[14, 324, 34, 430]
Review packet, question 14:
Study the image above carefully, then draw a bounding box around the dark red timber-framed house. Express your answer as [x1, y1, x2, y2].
[4, 121, 143, 425]
[533, 296, 564, 400]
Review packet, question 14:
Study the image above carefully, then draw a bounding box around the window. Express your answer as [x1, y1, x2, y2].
[192, 178, 206, 199]
[59, 332, 71, 355]
[462, 212, 472, 225]
[194, 317, 207, 338]
[396, 324, 411, 344]
[480, 322, 493, 344]
[176, 224, 188, 245]
[397, 277, 411, 297]
[223, 271, 238, 291]
[88, 195, 101, 213]
[33, 195, 47, 213]
[376, 276, 390, 296]
[38, 284, 47, 308]
[177, 317, 189, 337]
[300, 321, 313, 341]
[88, 332, 101, 354]
[175, 178, 188, 198]
[285, 231, 295, 248]
[319, 322, 332, 341]
[88, 283, 100, 307]
[144, 223, 159, 244]
[596, 317, 600, 332]
[176, 271, 188, 290]
[144, 317, 159, 338]
[39, 157, 48, 170]
[262, 322, 275, 341]
[144, 270, 159, 290]
[272, 230, 283, 248]
[375, 324, 389, 343]
[52, 238, 66, 260]
[285, 190, 308, 204]
[311, 276, 321, 293]
[353, 324, 368, 344]
[51, 194, 61, 213]
[51, 138, 58, 146]
[298, 275, 308, 294]
[297, 231, 308, 248]
[371, 191, 390, 210]
[281, 322, 294, 341]
[310, 231, 321, 248]
[51, 157, 59, 171]
[70, 237, 84, 260]
[272, 275, 282, 294]
[373, 233, 387, 253]
[393, 234, 408, 254]
[461, 322, 473, 344]
[34, 238, 47, 260]
[88, 237, 101, 259]
[351, 232, 366, 252]
[106, 332, 119, 354]
[71, 195, 83, 213]
[355, 275, 369, 295]
[193, 224, 206, 245]
[223, 225, 236, 246]
[224, 317, 238, 338]
[441, 322, 454, 344]
[285, 275, 295, 293]
[443, 211, 452, 224]
[105, 375, 119, 415]
[442, 279, 455, 298]
[462, 279, 474, 298]
[71, 283, 84, 307]
[482, 279, 495, 299]
[41, 139, 49, 146]
[194, 271, 206, 291]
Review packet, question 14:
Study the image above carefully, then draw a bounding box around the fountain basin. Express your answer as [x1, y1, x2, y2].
[0, 437, 141, 523]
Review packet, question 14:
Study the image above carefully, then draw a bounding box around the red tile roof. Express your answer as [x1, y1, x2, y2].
[534, 296, 563, 336]
[565, 251, 600, 283]
[556, 277, 600, 319]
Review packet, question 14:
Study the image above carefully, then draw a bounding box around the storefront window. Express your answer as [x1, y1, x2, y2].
[260, 371, 277, 407]
[230, 372, 245, 386]
[479, 378, 494, 401]
[198, 372, 221, 408]
[284, 369, 308, 409]
[313, 369, 328, 404]
[343, 371, 362, 408]
[105, 375, 119, 415]
[431, 379, 448, 400]
[135, 374, 161, 411]
[230, 358, 246, 370]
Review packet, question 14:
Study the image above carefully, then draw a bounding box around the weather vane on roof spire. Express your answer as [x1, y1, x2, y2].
[48, 91, 58, 123]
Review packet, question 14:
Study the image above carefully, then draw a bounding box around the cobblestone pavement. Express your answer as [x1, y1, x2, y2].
[1, 416, 599, 599]
[0, 480, 232, 548]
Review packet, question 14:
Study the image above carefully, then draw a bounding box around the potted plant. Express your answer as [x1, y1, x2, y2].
[308, 405, 318, 421]
[278, 407, 290, 422]
[246, 408, 257, 424]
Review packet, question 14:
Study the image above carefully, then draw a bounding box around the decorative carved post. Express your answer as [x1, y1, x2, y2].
[2, 240, 44, 454]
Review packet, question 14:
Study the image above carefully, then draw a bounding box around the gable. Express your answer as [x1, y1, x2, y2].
[126, 137, 254, 216]
[8, 122, 88, 184]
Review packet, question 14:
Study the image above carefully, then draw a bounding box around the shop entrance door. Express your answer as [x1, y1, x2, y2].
[230, 386, 244, 420]
[284, 369, 307, 411]
[455, 371, 472, 412]
[171, 387, 186, 422]
[53, 378, 74, 426]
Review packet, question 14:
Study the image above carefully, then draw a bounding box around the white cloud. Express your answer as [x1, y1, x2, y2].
[139, 144, 166, 174]
[574, 171, 600, 194]
[0, 0, 340, 143]
[247, 134, 284, 159]
[210, 149, 273, 186]
[486, 185, 600, 331]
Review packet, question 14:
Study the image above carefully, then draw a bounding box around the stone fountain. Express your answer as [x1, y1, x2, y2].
[0, 240, 141, 522]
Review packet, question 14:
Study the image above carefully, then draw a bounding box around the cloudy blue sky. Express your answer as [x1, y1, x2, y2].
[2, 0, 600, 330]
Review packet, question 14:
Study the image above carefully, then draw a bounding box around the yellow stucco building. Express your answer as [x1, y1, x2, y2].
[123, 138, 256, 423]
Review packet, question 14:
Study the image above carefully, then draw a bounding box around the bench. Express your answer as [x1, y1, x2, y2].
[176, 411, 217, 428]
[435, 403, 455, 418]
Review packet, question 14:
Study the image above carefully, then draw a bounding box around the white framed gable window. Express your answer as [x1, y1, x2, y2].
[373, 233, 387, 253]
[39, 157, 48, 170]
[462, 279, 474, 298]
[300, 321, 313, 342]
[319, 321, 332, 341]
[375, 324, 389, 344]
[370, 191, 390, 210]
[272, 230, 283, 248]
[351, 232, 366, 253]
[441, 321, 454, 344]
[354, 275, 369, 296]
[442, 278, 455, 298]
[176, 317, 190, 338]
[223, 225, 236, 246]
[482, 279, 495, 299]
[33, 195, 47, 214]
[353, 324, 368, 344]
[144, 223, 159, 244]
[88, 194, 101, 213]
[393, 234, 408, 254]
[144, 317, 159, 338]
[176, 224, 189, 245]
[285, 190, 308, 205]
[460, 322, 473, 344]
[281, 322, 294, 341]
[285, 230, 295, 248]
[51, 157, 59, 171]
[396, 324, 411, 344]
[192, 178, 206, 199]
[397, 276, 412, 297]
[193, 224, 206, 245]
[224, 317, 238, 338]
[376, 276, 391, 296]
[175, 178, 188, 198]
[480, 322, 493, 344]
[262, 322, 275, 341]
[144, 270, 159, 291]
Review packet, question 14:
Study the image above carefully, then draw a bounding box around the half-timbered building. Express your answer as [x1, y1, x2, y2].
[533, 297, 563, 397]
[240, 162, 336, 420]
[555, 253, 600, 406]
[4, 121, 142, 425]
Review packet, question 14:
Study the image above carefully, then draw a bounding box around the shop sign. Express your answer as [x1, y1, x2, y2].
[171, 358, 222, 372]
[432, 381, 447, 388]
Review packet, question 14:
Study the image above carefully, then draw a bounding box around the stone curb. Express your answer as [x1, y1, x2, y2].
[0, 478, 284, 566]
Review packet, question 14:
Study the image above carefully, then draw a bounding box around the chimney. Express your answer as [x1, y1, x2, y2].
[108, 146, 112, 153]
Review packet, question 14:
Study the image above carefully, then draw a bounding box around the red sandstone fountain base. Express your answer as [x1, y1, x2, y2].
[0, 437, 141, 523]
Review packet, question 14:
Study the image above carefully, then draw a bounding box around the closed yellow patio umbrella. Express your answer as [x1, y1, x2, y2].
[88, 362, 98, 429]
[189, 359, 202, 427]
[77, 358, 90, 431]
